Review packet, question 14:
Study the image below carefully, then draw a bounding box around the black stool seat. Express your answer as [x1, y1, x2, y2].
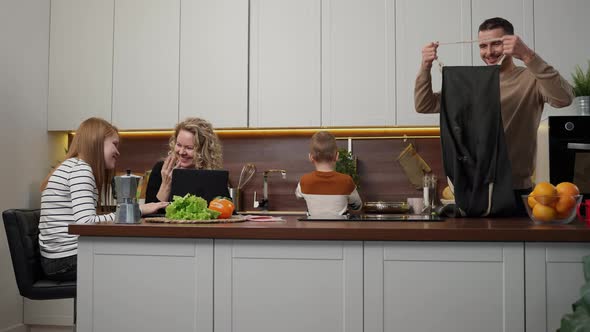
[3, 209, 76, 300]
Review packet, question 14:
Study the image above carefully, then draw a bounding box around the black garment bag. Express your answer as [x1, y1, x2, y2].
[440, 65, 516, 216]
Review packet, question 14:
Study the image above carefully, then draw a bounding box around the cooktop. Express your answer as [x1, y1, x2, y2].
[298, 214, 444, 222]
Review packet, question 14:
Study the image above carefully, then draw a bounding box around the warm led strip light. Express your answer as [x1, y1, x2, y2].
[69, 127, 440, 139]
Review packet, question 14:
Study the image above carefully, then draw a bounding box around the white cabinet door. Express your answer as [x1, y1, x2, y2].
[179, 0, 248, 128]
[112, 0, 180, 130]
[365, 242, 524, 332]
[395, 0, 471, 126]
[525, 243, 590, 332]
[321, 0, 395, 126]
[249, 0, 321, 127]
[534, 0, 590, 118]
[214, 240, 363, 332]
[471, 0, 534, 67]
[77, 237, 214, 332]
[48, 0, 114, 131]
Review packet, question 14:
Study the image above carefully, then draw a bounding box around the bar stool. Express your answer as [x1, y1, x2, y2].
[2, 209, 76, 328]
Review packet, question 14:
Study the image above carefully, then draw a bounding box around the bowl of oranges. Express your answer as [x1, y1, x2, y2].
[522, 182, 582, 224]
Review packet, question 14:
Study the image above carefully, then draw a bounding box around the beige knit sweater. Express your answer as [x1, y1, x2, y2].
[414, 55, 574, 189]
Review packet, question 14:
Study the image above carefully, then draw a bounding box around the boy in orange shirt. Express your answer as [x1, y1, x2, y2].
[295, 131, 362, 215]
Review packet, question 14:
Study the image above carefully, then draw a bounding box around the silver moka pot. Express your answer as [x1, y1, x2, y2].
[114, 170, 141, 224]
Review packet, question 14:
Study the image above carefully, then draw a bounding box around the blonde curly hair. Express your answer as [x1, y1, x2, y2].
[168, 117, 223, 169]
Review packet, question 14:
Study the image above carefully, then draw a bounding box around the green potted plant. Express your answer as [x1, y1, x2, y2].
[335, 148, 360, 188]
[572, 60, 590, 115]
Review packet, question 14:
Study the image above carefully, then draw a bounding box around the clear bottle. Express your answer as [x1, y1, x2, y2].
[422, 173, 438, 214]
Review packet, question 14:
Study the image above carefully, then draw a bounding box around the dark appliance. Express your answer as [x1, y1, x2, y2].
[549, 116, 590, 200]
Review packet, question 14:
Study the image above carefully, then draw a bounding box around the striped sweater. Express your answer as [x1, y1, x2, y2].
[39, 158, 115, 259]
[295, 171, 362, 215]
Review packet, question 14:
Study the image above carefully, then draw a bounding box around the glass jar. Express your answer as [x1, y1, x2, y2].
[422, 173, 438, 214]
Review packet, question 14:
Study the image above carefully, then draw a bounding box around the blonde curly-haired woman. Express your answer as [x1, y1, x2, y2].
[145, 117, 224, 206]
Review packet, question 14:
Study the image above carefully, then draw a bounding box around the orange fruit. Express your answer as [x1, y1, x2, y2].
[533, 182, 557, 205]
[532, 203, 557, 222]
[527, 194, 538, 209]
[555, 195, 576, 215]
[556, 210, 572, 220]
[556, 182, 580, 197]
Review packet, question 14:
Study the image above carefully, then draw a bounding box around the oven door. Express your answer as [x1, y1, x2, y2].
[549, 116, 590, 200]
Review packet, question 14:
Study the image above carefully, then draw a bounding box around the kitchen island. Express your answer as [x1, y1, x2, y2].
[70, 217, 590, 332]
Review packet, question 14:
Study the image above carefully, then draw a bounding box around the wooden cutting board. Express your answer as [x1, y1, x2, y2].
[143, 216, 247, 224]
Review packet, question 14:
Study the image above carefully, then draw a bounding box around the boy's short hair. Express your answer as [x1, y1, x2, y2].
[310, 131, 338, 162]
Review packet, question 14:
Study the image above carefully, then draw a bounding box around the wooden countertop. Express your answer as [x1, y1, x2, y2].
[69, 216, 590, 242]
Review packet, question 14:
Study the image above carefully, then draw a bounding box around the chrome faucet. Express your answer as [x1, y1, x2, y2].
[254, 169, 287, 210]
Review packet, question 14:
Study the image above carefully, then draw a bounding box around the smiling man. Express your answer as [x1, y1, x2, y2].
[414, 17, 574, 215]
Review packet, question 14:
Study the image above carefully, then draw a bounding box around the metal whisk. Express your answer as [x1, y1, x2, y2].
[237, 163, 256, 190]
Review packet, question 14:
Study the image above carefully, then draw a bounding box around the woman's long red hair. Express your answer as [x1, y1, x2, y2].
[41, 118, 118, 206]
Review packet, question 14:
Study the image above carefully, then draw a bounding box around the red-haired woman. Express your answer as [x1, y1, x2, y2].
[39, 117, 168, 281]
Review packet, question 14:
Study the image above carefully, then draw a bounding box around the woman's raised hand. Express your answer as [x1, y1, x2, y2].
[161, 154, 179, 186]
[156, 154, 179, 202]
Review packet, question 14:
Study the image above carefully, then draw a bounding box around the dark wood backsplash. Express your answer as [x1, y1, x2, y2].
[115, 135, 443, 211]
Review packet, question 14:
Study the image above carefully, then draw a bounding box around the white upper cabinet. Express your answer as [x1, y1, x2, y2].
[47, 0, 587, 129]
[48, 0, 114, 131]
[249, 0, 321, 127]
[321, 0, 395, 127]
[179, 0, 248, 128]
[112, 0, 180, 130]
[395, 0, 471, 126]
[534, 0, 590, 117]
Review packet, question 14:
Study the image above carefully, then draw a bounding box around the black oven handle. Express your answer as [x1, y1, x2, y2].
[567, 143, 590, 151]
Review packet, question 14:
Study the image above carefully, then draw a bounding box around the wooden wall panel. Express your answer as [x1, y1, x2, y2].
[115, 136, 444, 211]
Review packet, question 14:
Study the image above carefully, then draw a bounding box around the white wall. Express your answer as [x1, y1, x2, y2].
[0, 0, 51, 330]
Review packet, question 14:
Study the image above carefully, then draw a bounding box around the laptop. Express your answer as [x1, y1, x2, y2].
[143, 169, 230, 218]
[169, 169, 230, 203]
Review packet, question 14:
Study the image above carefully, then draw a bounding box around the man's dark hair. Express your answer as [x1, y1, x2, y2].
[478, 17, 514, 35]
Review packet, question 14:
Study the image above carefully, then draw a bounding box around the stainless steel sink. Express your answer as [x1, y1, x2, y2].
[299, 214, 445, 221]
